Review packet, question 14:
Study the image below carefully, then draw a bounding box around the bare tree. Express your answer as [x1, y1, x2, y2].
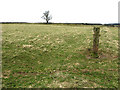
[41, 11, 52, 24]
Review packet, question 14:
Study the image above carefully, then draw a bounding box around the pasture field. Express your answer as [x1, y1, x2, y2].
[2, 24, 118, 88]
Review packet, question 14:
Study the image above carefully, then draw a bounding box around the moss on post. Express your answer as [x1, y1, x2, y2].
[93, 27, 100, 58]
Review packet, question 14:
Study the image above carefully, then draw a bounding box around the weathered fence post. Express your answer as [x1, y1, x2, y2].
[93, 27, 100, 58]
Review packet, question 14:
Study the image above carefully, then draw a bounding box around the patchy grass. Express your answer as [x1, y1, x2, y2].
[2, 24, 118, 88]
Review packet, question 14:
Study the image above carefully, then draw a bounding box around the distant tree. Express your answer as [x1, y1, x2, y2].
[41, 11, 52, 24]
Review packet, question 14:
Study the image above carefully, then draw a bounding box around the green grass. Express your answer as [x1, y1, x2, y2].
[2, 24, 118, 88]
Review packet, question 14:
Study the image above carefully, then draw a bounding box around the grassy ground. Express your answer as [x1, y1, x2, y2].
[2, 24, 118, 88]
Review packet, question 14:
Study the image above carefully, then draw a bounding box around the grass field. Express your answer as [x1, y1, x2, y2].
[2, 24, 118, 88]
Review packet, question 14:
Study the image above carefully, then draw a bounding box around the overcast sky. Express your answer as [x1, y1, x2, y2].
[0, 0, 119, 24]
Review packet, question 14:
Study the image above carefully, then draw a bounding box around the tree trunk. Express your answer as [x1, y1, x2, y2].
[46, 20, 48, 24]
[93, 27, 100, 58]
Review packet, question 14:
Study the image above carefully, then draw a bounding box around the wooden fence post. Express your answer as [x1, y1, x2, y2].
[93, 27, 100, 58]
